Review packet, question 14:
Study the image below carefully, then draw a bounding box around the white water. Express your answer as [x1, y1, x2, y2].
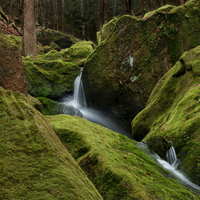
[137, 142, 200, 193]
[59, 69, 130, 137]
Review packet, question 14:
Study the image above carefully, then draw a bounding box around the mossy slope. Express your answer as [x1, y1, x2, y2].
[0, 87, 102, 200]
[82, 0, 200, 128]
[47, 114, 199, 199]
[23, 41, 94, 99]
[131, 45, 200, 185]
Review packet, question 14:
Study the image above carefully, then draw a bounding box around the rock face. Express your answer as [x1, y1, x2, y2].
[82, 0, 200, 128]
[0, 86, 102, 199]
[131, 45, 200, 185]
[47, 114, 199, 200]
[0, 32, 29, 95]
[23, 41, 94, 99]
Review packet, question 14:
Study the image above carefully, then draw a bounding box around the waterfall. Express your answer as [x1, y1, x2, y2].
[59, 68, 131, 138]
[166, 141, 180, 169]
[137, 142, 200, 193]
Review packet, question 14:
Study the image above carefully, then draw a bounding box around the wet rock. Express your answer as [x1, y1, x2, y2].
[146, 136, 171, 159]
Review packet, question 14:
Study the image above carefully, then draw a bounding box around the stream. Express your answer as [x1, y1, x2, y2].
[59, 68, 200, 194]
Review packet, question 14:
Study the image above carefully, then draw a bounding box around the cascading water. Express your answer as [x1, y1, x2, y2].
[59, 68, 131, 138]
[137, 142, 200, 193]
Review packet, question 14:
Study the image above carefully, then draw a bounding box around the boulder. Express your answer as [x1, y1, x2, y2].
[0, 32, 29, 95]
[37, 28, 78, 48]
[0, 86, 102, 199]
[82, 0, 200, 129]
[46, 114, 198, 199]
[23, 41, 94, 99]
[131, 45, 200, 185]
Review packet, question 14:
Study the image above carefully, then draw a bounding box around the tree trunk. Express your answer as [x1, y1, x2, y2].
[22, 0, 37, 57]
[52, 0, 55, 30]
[104, 0, 110, 22]
[141, 0, 144, 16]
[100, 0, 104, 41]
[123, 0, 131, 15]
[60, 0, 64, 32]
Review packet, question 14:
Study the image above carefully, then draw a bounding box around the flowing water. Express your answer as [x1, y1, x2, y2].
[137, 142, 200, 193]
[59, 69, 200, 193]
[59, 68, 131, 138]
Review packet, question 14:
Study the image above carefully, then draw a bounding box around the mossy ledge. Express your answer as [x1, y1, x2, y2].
[131, 45, 200, 186]
[0, 87, 102, 199]
[47, 114, 199, 199]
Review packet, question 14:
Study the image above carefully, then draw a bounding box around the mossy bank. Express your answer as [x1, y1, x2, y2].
[132, 45, 200, 186]
[47, 114, 200, 199]
[0, 87, 102, 199]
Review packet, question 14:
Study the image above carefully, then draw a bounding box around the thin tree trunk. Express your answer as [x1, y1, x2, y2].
[123, 0, 131, 15]
[100, 0, 104, 41]
[52, 0, 55, 30]
[60, 0, 64, 32]
[22, 0, 37, 57]
[104, 0, 110, 22]
[141, 0, 144, 16]
[113, 0, 117, 17]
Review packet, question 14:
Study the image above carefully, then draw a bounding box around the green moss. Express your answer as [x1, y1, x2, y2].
[131, 45, 200, 185]
[37, 97, 63, 115]
[23, 41, 94, 98]
[0, 87, 102, 199]
[47, 114, 199, 199]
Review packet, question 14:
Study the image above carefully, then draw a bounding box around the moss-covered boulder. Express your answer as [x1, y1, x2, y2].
[23, 41, 94, 99]
[131, 45, 200, 185]
[0, 87, 102, 199]
[37, 28, 79, 48]
[47, 114, 200, 199]
[82, 0, 200, 129]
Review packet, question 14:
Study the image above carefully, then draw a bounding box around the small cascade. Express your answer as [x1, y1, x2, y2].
[59, 68, 131, 138]
[137, 142, 200, 193]
[166, 142, 180, 169]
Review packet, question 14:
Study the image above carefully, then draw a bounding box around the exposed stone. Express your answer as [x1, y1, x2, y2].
[0, 32, 29, 95]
